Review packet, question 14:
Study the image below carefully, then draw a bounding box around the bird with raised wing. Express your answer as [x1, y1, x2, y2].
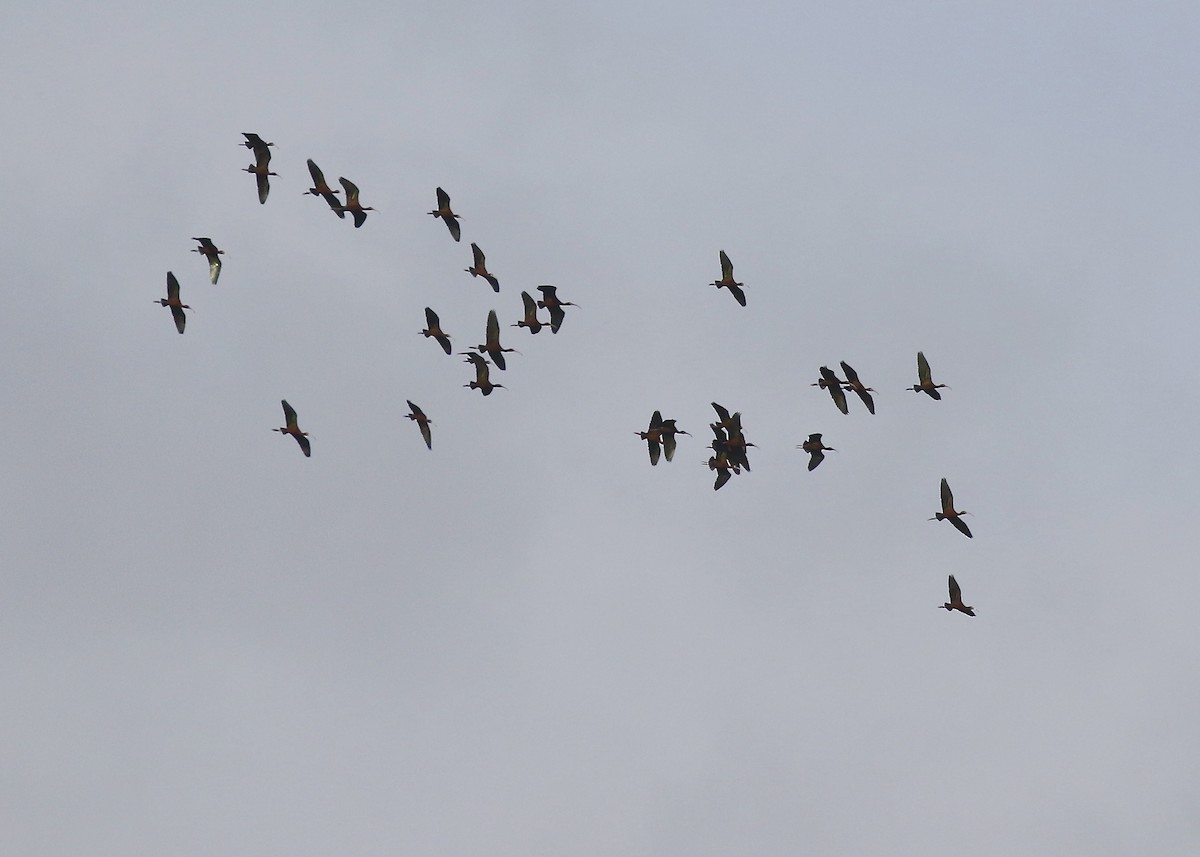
[273, 400, 311, 457]
[931, 477, 973, 538]
[191, 237, 224, 284]
[514, 291, 549, 334]
[420, 307, 453, 355]
[798, 433, 835, 471]
[839, 360, 876, 414]
[337, 177, 374, 227]
[535, 285, 577, 334]
[711, 250, 746, 307]
[910, 351, 949, 399]
[405, 400, 433, 450]
[154, 272, 191, 334]
[940, 575, 975, 616]
[243, 159, 276, 204]
[428, 187, 461, 241]
[476, 309, 520, 370]
[465, 243, 499, 292]
[813, 366, 849, 415]
[462, 352, 505, 396]
[240, 133, 274, 159]
[304, 159, 344, 218]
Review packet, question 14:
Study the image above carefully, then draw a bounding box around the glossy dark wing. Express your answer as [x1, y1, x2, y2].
[854, 387, 875, 414]
[307, 158, 327, 188]
[170, 304, 186, 334]
[255, 170, 270, 204]
[719, 250, 734, 280]
[485, 273, 499, 292]
[418, 421, 432, 450]
[339, 177, 360, 203]
[940, 478, 954, 514]
[281, 400, 298, 429]
[295, 433, 311, 458]
[948, 575, 962, 603]
[917, 351, 932, 386]
[406, 400, 426, 420]
[471, 242, 485, 268]
[839, 360, 860, 386]
[435, 334, 452, 355]
[350, 209, 367, 228]
[711, 402, 732, 425]
[662, 432, 677, 462]
[950, 516, 973, 538]
[436, 187, 451, 209]
[520, 291, 538, 320]
[647, 437, 662, 466]
[445, 216, 461, 242]
[714, 468, 731, 491]
[486, 310, 500, 348]
[649, 410, 664, 432]
[925, 386, 942, 400]
[322, 191, 346, 217]
[537, 284, 558, 302]
[425, 307, 440, 328]
[807, 448, 824, 471]
[547, 304, 565, 333]
[827, 383, 848, 414]
[727, 284, 747, 306]
[166, 271, 180, 302]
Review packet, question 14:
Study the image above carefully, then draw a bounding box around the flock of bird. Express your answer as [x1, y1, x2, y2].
[155, 132, 979, 618]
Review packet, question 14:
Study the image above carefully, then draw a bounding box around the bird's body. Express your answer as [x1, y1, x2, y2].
[462, 352, 504, 395]
[658, 418, 688, 462]
[931, 477, 973, 538]
[273, 399, 311, 457]
[711, 250, 746, 307]
[465, 243, 499, 292]
[476, 309, 519, 370]
[813, 366, 849, 415]
[191, 237, 223, 284]
[707, 453, 737, 490]
[304, 159, 344, 218]
[637, 410, 666, 465]
[941, 575, 975, 616]
[798, 433, 835, 470]
[911, 351, 948, 399]
[337, 177, 374, 227]
[155, 271, 190, 334]
[428, 187, 461, 241]
[243, 161, 276, 204]
[514, 291, 548, 334]
[405, 400, 433, 450]
[839, 360, 876, 414]
[535, 285, 577, 334]
[420, 307, 453, 355]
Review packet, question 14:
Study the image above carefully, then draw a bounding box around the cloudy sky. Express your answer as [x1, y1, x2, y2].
[4, 2, 1199, 854]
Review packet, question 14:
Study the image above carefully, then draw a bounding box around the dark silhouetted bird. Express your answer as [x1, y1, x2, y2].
[911, 351, 949, 399]
[536, 285, 577, 333]
[428, 187, 461, 241]
[930, 477, 973, 538]
[813, 366, 849, 414]
[405, 400, 433, 450]
[304, 159, 344, 218]
[337, 177, 374, 227]
[798, 433, 835, 471]
[711, 250, 746, 307]
[465, 243, 499, 292]
[462, 352, 505, 396]
[154, 272, 190, 334]
[420, 307, 453, 355]
[273, 400, 311, 457]
[191, 237, 223, 284]
[940, 575, 975, 616]
[839, 360, 875, 414]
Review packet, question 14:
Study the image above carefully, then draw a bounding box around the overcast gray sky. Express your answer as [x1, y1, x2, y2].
[3, 2, 1199, 854]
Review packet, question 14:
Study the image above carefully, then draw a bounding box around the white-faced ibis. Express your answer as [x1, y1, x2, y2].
[337, 177, 374, 228]
[798, 433, 835, 471]
[813, 366, 849, 414]
[911, 351, 949, 399]
[535, 285, 577, 334]
[405, 400, 433, 450]
[514, 291, 549, 334]
[154, 272, 190, 334]
[465, 243, 499, 292]
[940, 575, 975, 616]
[462, 352, 505, 395]
[711, 250, 746, 307]
[931, 477, 972, 538]
[476, 309, 520, 370]
[638, 410, 666, 465]
[304, 159, 344, 218]
[839, 360, 875, 414]
[428, 187, 461, 242]
[191, 237, 223, 284]
[420, 307, 453, 355]
[273, 400, 311, 457]
[243, 160, 276, 204]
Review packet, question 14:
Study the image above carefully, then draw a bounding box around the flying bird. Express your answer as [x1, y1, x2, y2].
[240, 132, 274, 159]
[813, 366, 849, 415]
[243, 159, 276, 204]
[420, 307, 453, 355]
[304, 159, 344, 218]
[659, 418, 689, 463]
[273, 400, 311, 457]
[638, 410, 667, 465]
[428, 187, 461, 241]
[462, 352, 505, 396]
[535, 285, 578, 334]
[711, 250, 746, 307]
[405, 400, 433, 450]
[476, 309, 520, 370]
[707, 453, 737, 491]
[191, 237, 223, 284]
[839, 360, 876, 414]
[514, 291, 549, 334]
[154, 272, 190, 334]
[930, 477, 973, 538]
[911, 351, 949, 399]
[940, 575, 975, 616]
[465, 243, 499, 292]
[797, 433, 835, 471]
[337, 177, 374, 227]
